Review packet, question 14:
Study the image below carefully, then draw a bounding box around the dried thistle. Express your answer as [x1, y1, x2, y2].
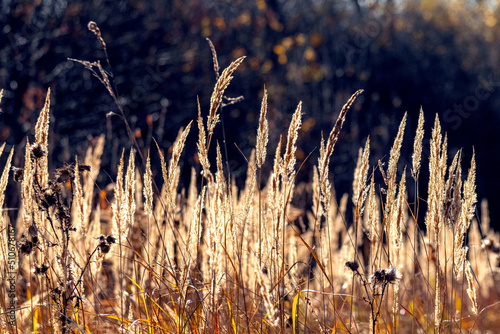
[384, 265, 403, 284]
[30, 143, 46, 159]
[345, 261, 359, 272]
[97, 234, 116, 254]
[18, 236, 35, 255]
[56, 164, 75, 183]
[41, 188, 58, 209]
[12, 166, 24, 182]
[34, 264, 50, 275]
[369, 265, 402, 285]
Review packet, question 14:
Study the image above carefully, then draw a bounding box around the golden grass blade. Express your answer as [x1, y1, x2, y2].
[393, 166, 406, 250]
[21, 139, 33, 230]
[154, 138, 169, 201]
[256, 86, 269, 168]
[353, 136, 370, 213]
[125, 275, 152, 334]
[73, 157, 85, 230]
[34, 88, 51, 187]
[385, 112, 407, 226]
[35, 88, 50, 147]
[0, 143, 5, 159]
[0, 148, 14, 211]
[365, 174, 378, 242]
[208, 56, 245, 134]
[106, 316, 132, 325]
[318, 89, 363, 181]
[197, 97, 211, 174]
[225, 296, 238, 334]
[88, 21, 107, 56]
[111, 150, 126, 242]
[125, 149, 136, 234]
[206, 38, 220, 79]
[465, 262, 478, 315]
[168, 121, 192, 207]
[283, 101, 302, 180]
[412, 107, 425, 179]
[143, 151, 153, 218]
[292, 291, 301, 334]
[425, 113, 444, 242]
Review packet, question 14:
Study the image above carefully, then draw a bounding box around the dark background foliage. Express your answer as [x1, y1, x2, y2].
[1, 0, 499, 229]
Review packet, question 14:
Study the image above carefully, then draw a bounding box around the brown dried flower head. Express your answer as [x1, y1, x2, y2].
[34, 264, 50, 275]
[345, 261, 359, 272]
[41, 190, 58, 209]
[78, 164, 91, 172]
[30, 143, 46, 159]
[18, 237, 35, 255]
[97, 234, 116, 254]
[56, 164, 75, 183]
[369, 265, 402, 285]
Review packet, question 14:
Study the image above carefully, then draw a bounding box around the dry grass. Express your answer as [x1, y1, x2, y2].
[1, 31, 499, 334]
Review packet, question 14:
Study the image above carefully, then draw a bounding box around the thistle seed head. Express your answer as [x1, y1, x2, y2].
[345, 261, 359, 272]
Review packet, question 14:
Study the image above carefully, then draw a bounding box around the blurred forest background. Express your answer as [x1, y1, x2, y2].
[1, 0, 499, 228]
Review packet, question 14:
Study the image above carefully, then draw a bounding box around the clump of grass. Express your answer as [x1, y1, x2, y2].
[1, 22, 499, 334]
